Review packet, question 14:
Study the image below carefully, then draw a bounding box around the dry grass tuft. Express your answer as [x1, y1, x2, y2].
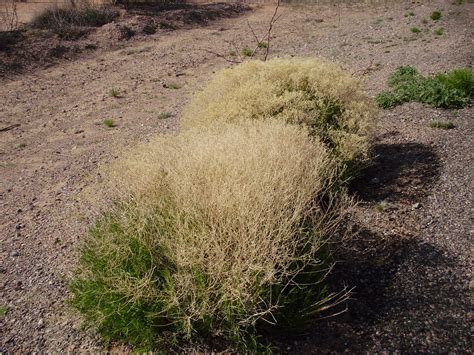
[72, 120, 349, 349]
[182, 58, 377, 183]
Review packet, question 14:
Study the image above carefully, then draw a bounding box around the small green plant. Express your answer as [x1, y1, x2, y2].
[422, 18, 428, 24]
[163, 82, 181, 89]
[241, 47, 253, 57]
[375, 201, 389, 213]
[109, 87, 121, 98]
[258, 41, 268, 49]
[0, 305, 8, 316]
[229, 49, 237, 57]
[406, 11, 415, 17]
[411, 27, 421, 33]
[434, 27, 444, 36]
[431, 11, 442, 21]
[376, 66, 473, 109]
[429, 121, 455, 129]
[158, 112, 172, 119]
[103, 119, 115, 128]
[17, 143, 26, 149]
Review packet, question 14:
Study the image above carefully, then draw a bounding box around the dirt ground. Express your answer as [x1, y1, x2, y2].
[0, 0, 472, 352]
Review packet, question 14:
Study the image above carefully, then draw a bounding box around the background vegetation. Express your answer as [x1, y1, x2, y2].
[376, 66, 473, 109]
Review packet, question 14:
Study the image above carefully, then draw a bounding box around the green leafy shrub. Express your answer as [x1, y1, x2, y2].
[376, 66, 473, 109]
[70, 120, 347, 350]
[182, 58, 377, 185]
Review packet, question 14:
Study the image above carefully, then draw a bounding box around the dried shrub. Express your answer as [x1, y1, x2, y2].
[31, 3, 119, 39]
[182, 58, 377, 184]
[70, 120, 348, 350]
[0, 0, 18, 32]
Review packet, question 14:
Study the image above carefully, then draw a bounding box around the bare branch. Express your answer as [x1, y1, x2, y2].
[264, 0, 281, 61]
[201, 49, 241, 64]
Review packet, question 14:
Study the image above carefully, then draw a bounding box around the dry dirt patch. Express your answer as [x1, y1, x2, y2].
[0, 0, 472, 352]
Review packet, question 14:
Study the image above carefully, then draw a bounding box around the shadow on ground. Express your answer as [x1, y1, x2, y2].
[265, 141, 469, 352]
[269, 228, 467, 353]
[350, 142, 441, 202]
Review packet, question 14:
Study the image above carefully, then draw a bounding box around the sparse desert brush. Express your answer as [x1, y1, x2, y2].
[31, 3, 118, 38]
[70, 120, 349, 350]
[182, 58, 377, 184]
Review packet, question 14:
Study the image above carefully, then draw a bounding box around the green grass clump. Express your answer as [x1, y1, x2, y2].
[411, 27, 421, 33]
[109, 87, 121, 98]
[434, 27, 444, 36]
[431, 11, 442, 21]
[157, 112, 172, 119]
[376, 66, 473, 109]
[257, 41, 268, 49]
[429, 121, 455, 129]
[241, 47, 253, 57]
[103, 119, 115, 127]
[70, 120, 347, 351]
[0, 305, 7, 317]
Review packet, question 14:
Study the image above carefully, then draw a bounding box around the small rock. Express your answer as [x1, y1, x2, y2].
[370, 177, 380, 184]
[412, 202, 422, 209]
[11, 251, 19, 257]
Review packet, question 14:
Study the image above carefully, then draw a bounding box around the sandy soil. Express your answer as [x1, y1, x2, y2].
[1, 1, 473, 352]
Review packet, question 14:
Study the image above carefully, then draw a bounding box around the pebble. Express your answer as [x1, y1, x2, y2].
[370, 177, 380, 184]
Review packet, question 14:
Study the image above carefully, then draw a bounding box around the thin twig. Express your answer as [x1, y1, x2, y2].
[0, 123, 20, 132]
[228, 41, 244, 63]
[264, 0, 281, 61]
[201, 49, 241, 64]
[247, 20, 260, 44]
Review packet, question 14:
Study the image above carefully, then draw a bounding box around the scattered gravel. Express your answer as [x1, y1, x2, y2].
[1, 0, 472, 352]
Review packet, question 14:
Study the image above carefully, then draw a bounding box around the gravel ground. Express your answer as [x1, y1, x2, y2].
[0, 0, 472, 352]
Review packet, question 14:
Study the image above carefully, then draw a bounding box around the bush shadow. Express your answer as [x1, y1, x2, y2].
[350, 142, 441, 202]
[269, 224, 464, 353]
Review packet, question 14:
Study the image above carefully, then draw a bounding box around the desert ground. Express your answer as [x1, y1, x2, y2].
[0, 0, 472, 352]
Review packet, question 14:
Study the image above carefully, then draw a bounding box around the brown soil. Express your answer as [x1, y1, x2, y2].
[1, 1, 472, 352]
